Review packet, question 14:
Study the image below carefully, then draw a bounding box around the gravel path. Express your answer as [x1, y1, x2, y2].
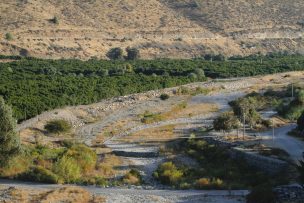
[0, 179, 248, 203]
[259, 124, 304, 163]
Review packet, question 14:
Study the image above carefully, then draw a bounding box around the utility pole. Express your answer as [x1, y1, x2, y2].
[291, 83, 294, 99]
[272, 119, 275, 142]
[237, 128, 239, 139]
[243, 112, 246, 141]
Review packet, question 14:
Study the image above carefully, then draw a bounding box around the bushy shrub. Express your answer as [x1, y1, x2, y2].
[179, 182, 191, 189]
[230, 95, 267, 128]
[20, 166, 60, 184]
[282, 105, 303, 121]
[44, 119, 71, 134]
[0, 155, 32, 178]
[123, 169, 142, 185]
[154, 162, 183, 185]
[53, 155, 81, 183]
[51, 16, 59, 24]
[279, 89, 304, 121]
[106, 47, 124, 60]
[188, 73, 198, 80]
[65, 144, 97, 174]
[297, 111, 304, 131]
[126, 47, 140, 60]
[140, 111, 163, 124]
[5, 33, 13, 41]
[30, 144, 65, 160]
[195, 178, 223, 189]
[176, 86, 190, 95]
[160, 93, 170, 100]
[194, 68, 205, 78]
[78, 176, 108, 187]
[213, 112, 240, 133]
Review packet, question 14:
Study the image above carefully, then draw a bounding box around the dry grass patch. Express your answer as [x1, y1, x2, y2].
[39, 187, 105, 203]
[122, 125, 176, 142]
[162, 102, 218, 120]
[5, 187, 30, 203]
[96, 154, 124, 178]
[0, 186, 105, 203]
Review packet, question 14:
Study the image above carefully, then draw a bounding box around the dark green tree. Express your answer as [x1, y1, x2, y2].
[0, 97, 21, 166]
[126, 47, 140, 60]
[296, 90, 304, 104]
[230, 96, 262, 128]
[297, 111, 304, 132]
[106, 47, 124, 60]
[213, 112, 241, 133]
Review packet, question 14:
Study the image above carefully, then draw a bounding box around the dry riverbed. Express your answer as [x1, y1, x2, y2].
[10, 71, 304, 202]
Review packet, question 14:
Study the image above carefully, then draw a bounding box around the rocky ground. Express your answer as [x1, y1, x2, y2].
[0, 180, 248, 203]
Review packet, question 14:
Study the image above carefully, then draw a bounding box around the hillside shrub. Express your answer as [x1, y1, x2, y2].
[140, 111, 163, 124]
[53, 155, 81, 183]
[213, 112, 241, 133]
[195, 178, 223, 189]
[160, 93, 170, 100]
[297, 111, 304, 132]
[106, 47, 124, 60]
[126, 47, 140, 60]
[44, 119, 71, 134]
[5, 33, 13, 40]
[279, 90, 304, 121]
[154, 162, 183, 185]
[122, 169, 142, 185]
[20, 166, 60, 184]
[0, 155, 32, 178]
[51, 16, 59, 24]
[65, 144, 97, 174]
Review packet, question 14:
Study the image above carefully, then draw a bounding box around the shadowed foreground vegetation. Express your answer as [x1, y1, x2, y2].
[154, 136, 288, 190]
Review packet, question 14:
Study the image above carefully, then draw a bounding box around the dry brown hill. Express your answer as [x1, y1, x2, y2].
[0, 0, 303, 59]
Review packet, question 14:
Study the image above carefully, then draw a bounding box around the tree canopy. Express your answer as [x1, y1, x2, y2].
[0, 97, 21, 165]
[213, 112, 241, 132]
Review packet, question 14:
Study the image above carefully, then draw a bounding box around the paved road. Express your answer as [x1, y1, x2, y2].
[260, 124, 304, 163]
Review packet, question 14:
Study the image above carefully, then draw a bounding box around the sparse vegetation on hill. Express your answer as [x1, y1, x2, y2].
[0, 0, 303, 58]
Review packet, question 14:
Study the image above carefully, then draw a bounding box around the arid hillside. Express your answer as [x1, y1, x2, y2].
[0, 0, 303, 59]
